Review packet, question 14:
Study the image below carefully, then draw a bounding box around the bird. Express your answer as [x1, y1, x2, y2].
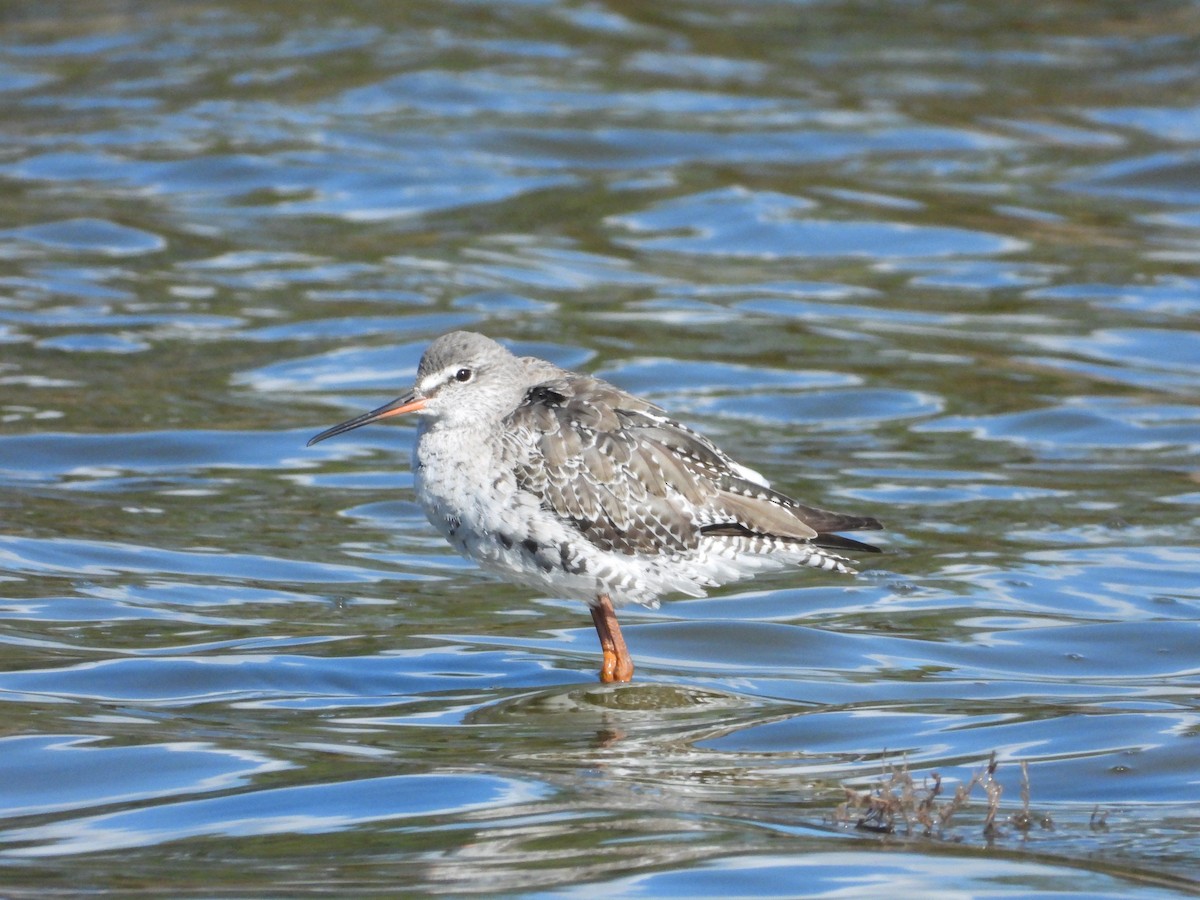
[307, 331, 882, 683]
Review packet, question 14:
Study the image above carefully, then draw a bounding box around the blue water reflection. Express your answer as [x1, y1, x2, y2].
[2, 773, 544, 857]
[0, 0, 1197, 895]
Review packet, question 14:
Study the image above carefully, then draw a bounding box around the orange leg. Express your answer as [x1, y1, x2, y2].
[589, 593, 634, 683]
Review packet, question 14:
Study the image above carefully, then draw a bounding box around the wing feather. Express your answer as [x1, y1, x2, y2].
[504, 371, 881, 557]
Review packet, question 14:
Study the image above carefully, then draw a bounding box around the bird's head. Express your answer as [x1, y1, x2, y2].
[306, 331, 525, 445]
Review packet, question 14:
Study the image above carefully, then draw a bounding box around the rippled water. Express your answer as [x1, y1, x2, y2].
[2, 1, 1199, 894]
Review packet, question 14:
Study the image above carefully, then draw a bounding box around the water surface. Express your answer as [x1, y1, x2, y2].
[1, 1, 1198, 895]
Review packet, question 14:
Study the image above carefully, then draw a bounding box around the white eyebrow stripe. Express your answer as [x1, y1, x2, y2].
[418, 372, 445, 394]
[419, 364, 469, 394]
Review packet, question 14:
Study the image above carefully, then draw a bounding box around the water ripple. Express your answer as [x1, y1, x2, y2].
[2, 1, 1198, 893]
[1, 772, 545, 857]
[609, 187, 1025, 258]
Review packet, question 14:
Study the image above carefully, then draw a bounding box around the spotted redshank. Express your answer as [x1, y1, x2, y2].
[308, 331, 882, 683]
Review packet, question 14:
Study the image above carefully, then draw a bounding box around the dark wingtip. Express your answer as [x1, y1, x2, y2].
[814, 532, 883, 554]
[847, 516, 884, 532]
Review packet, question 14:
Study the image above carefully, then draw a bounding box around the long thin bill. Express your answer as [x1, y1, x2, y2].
[306, 392, 426, 446]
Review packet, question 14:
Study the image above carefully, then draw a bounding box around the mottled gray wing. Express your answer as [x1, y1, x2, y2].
[503, 373, 881, 557]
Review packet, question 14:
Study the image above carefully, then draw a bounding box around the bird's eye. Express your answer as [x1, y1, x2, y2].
[454, 368, 473, 383]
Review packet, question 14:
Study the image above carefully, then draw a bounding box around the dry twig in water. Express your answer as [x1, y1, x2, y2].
[836, 751, 1052, 842]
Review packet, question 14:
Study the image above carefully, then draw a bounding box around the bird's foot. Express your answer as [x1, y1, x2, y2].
[598, 648, 634, 683]
[592, 594, 634, 683]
